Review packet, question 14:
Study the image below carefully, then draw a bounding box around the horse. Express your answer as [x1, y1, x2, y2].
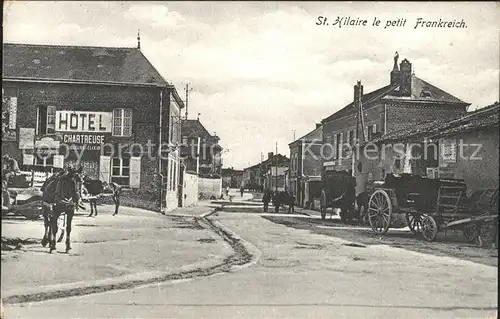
[272, 191, 295, 214]
[40, 166, 83, 253]
[82, 177, 121, 217]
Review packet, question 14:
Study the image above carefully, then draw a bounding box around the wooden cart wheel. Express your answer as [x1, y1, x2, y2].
[368, 190, 392, 234]
[421, 215, 438, 242]
[405, 213, 423, 235]
[320, 190, 327, 221]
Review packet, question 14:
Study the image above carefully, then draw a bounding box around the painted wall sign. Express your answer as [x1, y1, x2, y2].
[62, 134, 106, 152]
[35, 136, 60, 149]
[62, 134, 106, 145]
[55, 111, 112, 133]
[19, 127, 36, 149]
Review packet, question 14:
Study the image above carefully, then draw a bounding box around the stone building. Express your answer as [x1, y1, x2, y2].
[288, 124, 323, 207]
[180, 119, 222, 178]
[2, 42, 184, 212]
[221, 168, 243, 188]
[242, 152, 289, 191]
[358, 102, 499, 195]
[321, 52, 470, 195]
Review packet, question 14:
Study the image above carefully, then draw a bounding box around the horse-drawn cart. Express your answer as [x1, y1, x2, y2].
[2, 171, 52, 220]
[319, 170, 357, 222]
[368, 173, 498, 245]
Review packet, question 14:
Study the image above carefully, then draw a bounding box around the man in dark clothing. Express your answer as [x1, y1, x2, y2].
[103, 181, 122, 216]
[262, 190, 272, 212]
[2, 154, 20, 185]
[240, 187, 244, 197]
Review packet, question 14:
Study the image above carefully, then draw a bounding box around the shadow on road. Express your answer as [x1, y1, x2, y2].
[263, 215, 498, 267]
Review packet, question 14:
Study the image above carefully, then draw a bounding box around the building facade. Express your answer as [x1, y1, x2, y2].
[321, 53, 469, 195]
[2, 43, 184, 212]
[356, 102, 499, 196]
[242, 152, 289, 191]
[288, 124, 323, 207]
[180, 119, 222, 178]
[221, 168, 243, 188]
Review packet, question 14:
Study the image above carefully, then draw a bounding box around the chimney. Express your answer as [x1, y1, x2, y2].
[390, 51, 400, 85]
[354, 81, 363, 103]
[267, 152, 274, 160]
[316, 123, 321, 129]
[399, 58, 412, 96]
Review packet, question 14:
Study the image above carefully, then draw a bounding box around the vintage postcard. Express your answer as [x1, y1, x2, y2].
[1, 1, 498, 318]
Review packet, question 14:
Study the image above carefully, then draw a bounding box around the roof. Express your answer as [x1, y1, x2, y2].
[2, 43, 168, 86]
[289, 125, 322, 146]
[383, 75, 467, 104]
[221, 168, 243, 175]
[244, 154, 289, 171]
[322, 84, 396, 123]
[322, 75, 469, 124]
[371, 102, 499, 143]
[181, 119, 218, 140]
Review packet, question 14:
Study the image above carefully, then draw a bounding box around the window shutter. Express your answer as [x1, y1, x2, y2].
[129, 156, 142, 189]
[23, 153, 34, 165]
[373, 124, 377, 133]
[53, 155, 64, 168]
[333, 135, 337, 159]
[99, 156, 111, 182]
[9, 97, 18, 129]
[339, 132, 343, 159]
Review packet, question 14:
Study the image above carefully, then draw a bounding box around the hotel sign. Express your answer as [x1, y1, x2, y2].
[56, 111, 112, 133]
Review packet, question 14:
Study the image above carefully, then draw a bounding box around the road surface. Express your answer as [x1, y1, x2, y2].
[3, 197, 498, 319]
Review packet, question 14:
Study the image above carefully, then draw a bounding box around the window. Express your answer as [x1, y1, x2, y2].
[367, 124, 377, 140]
[112, 108, 132, 136]
[111, 158, 130, 186]
[420, 90, 432, 98]
[294, 154, 298, 172]
[182, 136, 188, 145]
[36, 105, 56, 135]
[380, 113, 385, 134]
[347, 130, 355, 146]
[35, 154, 54, 167]
[334, 133, 342, 159]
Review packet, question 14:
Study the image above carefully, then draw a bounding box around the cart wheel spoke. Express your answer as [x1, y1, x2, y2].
[368, 190, 392, 235]
[421, 215, 438, 242]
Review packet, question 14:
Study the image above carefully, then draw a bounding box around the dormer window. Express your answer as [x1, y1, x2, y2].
[420, 90, 432, 98]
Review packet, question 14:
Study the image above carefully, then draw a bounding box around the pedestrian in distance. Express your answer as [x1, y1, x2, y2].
[262, 189, 272, 212]
[226, 186, 230, 197]
[240, 187, 244, 197]
[102, 181, 122, 216]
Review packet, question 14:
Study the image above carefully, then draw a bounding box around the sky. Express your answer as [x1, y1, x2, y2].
[3, 1, 499, 170]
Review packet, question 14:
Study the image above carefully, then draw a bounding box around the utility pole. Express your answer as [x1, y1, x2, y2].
[184, 84, 193, 120]
[353, 81, 366, 177]
[275, 141, 278, 192]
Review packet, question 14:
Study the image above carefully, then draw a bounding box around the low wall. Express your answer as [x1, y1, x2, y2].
[199, 177, 222, 199]
[183, 172, 199, 207]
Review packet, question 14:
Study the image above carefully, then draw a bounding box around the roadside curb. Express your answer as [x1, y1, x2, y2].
[200, 203, 223, 218]
[1, 202, 254, 305]
[207, 218, 262, 271]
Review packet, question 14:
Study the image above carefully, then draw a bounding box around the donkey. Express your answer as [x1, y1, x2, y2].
[40, 166, 83, 253]
[83, 177, 122, 217]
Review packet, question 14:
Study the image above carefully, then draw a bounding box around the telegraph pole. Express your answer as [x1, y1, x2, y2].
[184, 84, 193, 120]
